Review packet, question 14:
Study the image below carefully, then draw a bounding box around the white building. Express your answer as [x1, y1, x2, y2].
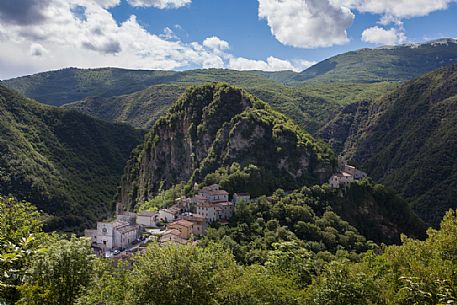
[216, 202, 234, 220]
[196, 203, 218, 223]
[85, 220, 140, 251]
[329, 172, 354, 189]
[198, 184, 229, 203]
[137, 211, 159, 228]
[158, 206, 181, 223]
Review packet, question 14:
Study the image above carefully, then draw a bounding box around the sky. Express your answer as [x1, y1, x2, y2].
[0, 0, 457, 79]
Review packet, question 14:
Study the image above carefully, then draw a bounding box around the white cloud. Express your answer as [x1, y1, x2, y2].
[361, 26, 406, 45]
[258, 0, 355, 48]
[30, 43, 48, 56]
[228, 56, 299, 72]
[203, 36, 230, 51]
[159, 27, 178, 40]
[0, 0, 310, 79]
[127, 0, 191, 9]
[343, 0, 457, 18]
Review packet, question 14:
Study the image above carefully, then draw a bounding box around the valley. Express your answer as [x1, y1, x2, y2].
[1, 38, 457, 305]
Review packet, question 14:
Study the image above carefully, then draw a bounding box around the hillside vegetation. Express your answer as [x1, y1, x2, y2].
[117, 83, 335, 211]
[4, 67, 394, 133]
[294, 38, 457, 82]
[62, 76, 394, 133]
[0, 85, 143, 231]
[320, 64, 457, 226]
[3, 195, 453, 305]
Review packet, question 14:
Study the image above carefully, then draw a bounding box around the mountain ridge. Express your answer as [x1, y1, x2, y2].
[0, 85, 143, 231]
[320, 64, 457, 226]
[116, 83, 335, 212]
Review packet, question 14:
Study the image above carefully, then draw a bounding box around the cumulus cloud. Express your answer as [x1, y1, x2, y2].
[127, 0, 191, 9]
[228, 56, 299, 72]
[0, 0, 52, 25]
[361, 26, 406, 45]
[0, 0, 309, 79]
[30, 43, 48, 56]
[258, 0, 354, 48]
[159, 27, 178, 40]
[203, 36, 230, 51]
[343, 0, 457, 18]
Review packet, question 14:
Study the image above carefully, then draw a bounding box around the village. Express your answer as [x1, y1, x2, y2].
[85, 158, 366, 257]
[84, 183, 251, 257]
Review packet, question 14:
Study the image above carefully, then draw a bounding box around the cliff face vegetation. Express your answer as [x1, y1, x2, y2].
[117, 83, 335, 211]
[320, 65, 457, 226]
[0, 85, 143, 231]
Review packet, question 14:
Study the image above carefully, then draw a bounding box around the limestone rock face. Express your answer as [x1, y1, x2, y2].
[117, 83, 335, 211]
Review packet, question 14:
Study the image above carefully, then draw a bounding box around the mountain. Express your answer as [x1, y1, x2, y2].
[116, 83, 335, 211]
[3, 66, 397, 133]
[64, 84, 184, 129]
[0, 85, 143, 231]
[320, 64, 457, 226]
[2, 68, 289, 106]
[294, 38, 457, 82]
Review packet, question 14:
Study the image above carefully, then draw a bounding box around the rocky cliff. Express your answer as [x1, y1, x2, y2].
[117, 83, 335, 211]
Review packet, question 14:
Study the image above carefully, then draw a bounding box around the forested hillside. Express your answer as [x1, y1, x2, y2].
[0, 86, 143, 231]
[294, 38, 457, 82]
[4, 67, 394, 133]
[3, 195, 452, 305]
[320, 64, 457, 226]
[117, 83, 335, 211]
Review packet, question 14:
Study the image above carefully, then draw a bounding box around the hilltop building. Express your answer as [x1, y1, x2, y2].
[329, 157, 367, 189]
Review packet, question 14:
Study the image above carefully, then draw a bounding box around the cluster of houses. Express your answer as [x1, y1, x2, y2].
[328, 158, 367, 189]
[85, 158, 367, 256]
[85, 184, 250, 254]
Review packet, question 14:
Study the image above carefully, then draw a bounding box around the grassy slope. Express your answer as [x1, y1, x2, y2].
[0, 85, 143, 231]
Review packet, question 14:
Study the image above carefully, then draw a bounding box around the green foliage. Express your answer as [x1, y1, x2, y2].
[0, 85, 143, 231]
[139, 182, 188, 211]
[76, 258, 130, 305]
[0, 196, 44, 303]
[217, 264, 305, 305]
[323, 64, 457, 226]
[121, 83, 334, 211]
[201, 180, 424, 264]
[7, 67, 398, 134]
[294, 39, 457, 82]
[127, 242, 239, 305]
[3, 193, 454, 305]
[18, 236, 94, 305]
[201, 185, 372, 264]
[306, 260, 380, 305]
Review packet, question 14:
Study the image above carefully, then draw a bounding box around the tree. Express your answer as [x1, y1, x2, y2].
[18, 236, 94, 305]
[0, 196, 44, 304]
[126, 242, 239, 305]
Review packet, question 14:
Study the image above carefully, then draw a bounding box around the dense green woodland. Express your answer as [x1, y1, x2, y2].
[321, 64, 457, 226]
[294, 39, 457, 82]
[0, 85, 143, 231]
[3, 67, 395, 133]
[1, 195, 456, 305]
[116, 83, 334, 212]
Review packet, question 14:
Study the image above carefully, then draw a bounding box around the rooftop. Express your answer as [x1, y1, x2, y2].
[115, 224, 139, 234]
[169, 219, 193, 228]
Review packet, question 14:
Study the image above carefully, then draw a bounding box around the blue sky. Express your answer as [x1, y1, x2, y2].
[0, 0, 456, 79]
[109, 0, 457, 62]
